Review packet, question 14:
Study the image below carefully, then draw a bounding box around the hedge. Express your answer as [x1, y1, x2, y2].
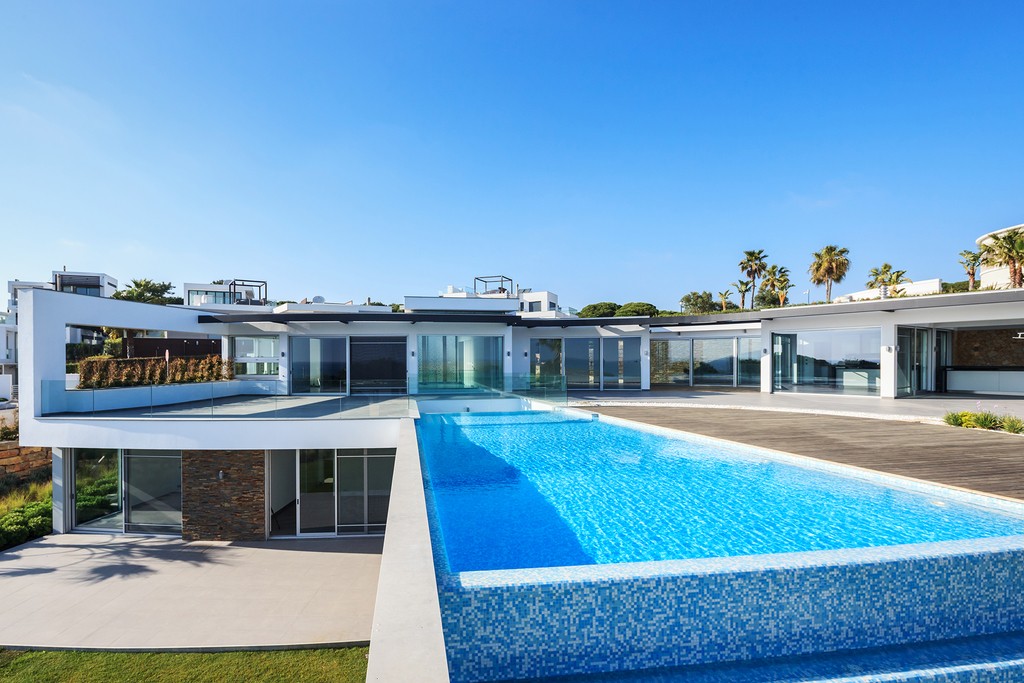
[77, 354, 234, 389]
[0, 497, 51, 551]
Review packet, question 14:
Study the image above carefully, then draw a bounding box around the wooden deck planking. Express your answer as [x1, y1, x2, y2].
[592, 406, 1024, 500]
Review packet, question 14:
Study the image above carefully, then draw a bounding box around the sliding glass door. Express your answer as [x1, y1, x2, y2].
[290, 337, 347, 394]
[299, 449, 335, 534]
[72, 448, 122, 530]
[123, 451, 182, 534]
[269, 448, 397, 537]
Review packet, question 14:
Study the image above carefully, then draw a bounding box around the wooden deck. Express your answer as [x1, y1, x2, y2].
[593, 406, 1024, 500]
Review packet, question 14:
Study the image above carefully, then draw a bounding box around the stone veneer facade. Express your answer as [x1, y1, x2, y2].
[953, 328, 1024, 367]
[0, 442, 51, 480]
[181, 450, 265, 541]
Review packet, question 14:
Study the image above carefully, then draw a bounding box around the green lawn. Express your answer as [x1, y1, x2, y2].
[0, 647, 368, 682]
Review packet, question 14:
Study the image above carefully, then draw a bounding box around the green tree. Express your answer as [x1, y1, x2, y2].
[615, 302, 658, 317]
[577, 301, 620, 318]
[739, 250, 768, 302]
[111, 279, 183, 305]
[679, 291, 716, 315]
[980, 229, 1024, 288]
[717, 290, 732, 312]
[808, 245, 851, 302]
[390, 303, 403, 313]
[731, 280, 752, 309]
[866, 263, 911, 295]
[958, 250, 981, 291]
[760, 265, 793, 307]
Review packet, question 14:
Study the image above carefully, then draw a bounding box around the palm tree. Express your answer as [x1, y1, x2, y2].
[717, 290, 732, 312]
[867, 263, 911, 296]
[739, 250, 768, 303]
[731, 280, 752, 309]
[760, 265, 792, 307]
[958, 250, 981, 291]
[980, 229, 1024, 288]
[808, 245, 850, 302]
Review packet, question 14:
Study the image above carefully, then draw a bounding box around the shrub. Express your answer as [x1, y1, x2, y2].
[0, 491, 53, 551]
[967, 411, 1001, 430]
[943, 411, 964, 427]
[78, 354, 227, 389]
[1001, 415, 1024, 434]
[0, 416, 17, 441]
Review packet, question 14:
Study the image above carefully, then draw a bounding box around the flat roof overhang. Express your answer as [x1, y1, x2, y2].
[197, 311, 653, 328]
[196, 290, 1024, 329]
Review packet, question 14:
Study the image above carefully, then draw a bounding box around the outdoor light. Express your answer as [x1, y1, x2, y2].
[217, 470, 225, 481]
[1014, 332, 1024, 340]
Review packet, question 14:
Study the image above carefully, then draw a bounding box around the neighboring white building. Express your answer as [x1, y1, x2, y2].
[3, 271, 118, 396]
[976, 222, 1024, 289]
[832, 278, 943, 303]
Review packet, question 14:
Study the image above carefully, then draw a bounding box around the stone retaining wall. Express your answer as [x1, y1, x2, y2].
[0, 441, 51, 480]
[181, 450, 265, 541]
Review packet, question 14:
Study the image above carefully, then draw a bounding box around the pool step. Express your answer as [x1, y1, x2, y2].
[520, 631, 1024, 682]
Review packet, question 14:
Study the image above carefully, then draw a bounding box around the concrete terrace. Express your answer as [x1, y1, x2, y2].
[0, 534, 382, 650]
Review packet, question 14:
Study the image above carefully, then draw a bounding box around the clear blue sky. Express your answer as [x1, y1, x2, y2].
[1, 1, 1021, 309]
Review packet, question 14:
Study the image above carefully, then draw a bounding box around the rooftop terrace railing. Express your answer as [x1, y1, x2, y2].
[38, 379, 413, 419]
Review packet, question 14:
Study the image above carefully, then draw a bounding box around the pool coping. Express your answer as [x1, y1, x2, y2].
[365, 418, 449, 682]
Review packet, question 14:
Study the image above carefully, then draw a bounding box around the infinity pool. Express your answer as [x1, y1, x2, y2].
[418, 411, 1024, 572]
[417, 410, 1024, 682]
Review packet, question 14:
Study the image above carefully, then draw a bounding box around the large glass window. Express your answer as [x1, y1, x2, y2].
[291, 337, 347, 393]
[737, 338, 761, 386]
[350, 336, 407, 394]
[772, 328, 881, 394]
[231, 336, 280, 376]
[693, 339, 735, 385]
[124, 450, 182, 534]
[336, 449, 396, 535]
[602, 338, 642, 389]
[530, 339, 563, 387]
[417, 336, 503, 392]
[73, 449, 122, 530]
[188, 290, 241, 306]
[651, 339, 691, 386]
[565, 338, 600, 390]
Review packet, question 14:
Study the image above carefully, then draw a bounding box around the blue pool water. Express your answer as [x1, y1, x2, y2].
[417, 411, 1024, 573]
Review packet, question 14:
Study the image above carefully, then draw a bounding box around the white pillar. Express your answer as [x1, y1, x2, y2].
[759, 325, 773, 393]
[880, 321, 898, 398]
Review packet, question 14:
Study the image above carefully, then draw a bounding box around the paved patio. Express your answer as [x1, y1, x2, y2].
[0, 534, 382, 650]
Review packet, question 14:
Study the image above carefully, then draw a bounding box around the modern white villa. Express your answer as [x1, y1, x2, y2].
[11, 276, 1024, 543]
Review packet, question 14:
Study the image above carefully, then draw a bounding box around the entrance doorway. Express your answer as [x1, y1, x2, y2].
[269, 448, 396, 537]
[896, 327, 932, 396]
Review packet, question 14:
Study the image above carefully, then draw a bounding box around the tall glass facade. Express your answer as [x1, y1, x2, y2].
[692, 339, 735, 385]
[417, 335, 503, 391]
[651, 339, 691, 386]
[772, 328, 881, 394]
[291, 337, 347, 393]
[738, 338, 761, 386]
[602, 338, 641, 389]
[565, 338, 600, 389]
[123, 450, 182, 534]
[530, 339, 563, 387]
[73, 448, 122, 530]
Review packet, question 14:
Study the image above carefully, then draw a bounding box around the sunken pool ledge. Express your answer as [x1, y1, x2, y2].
[365, 418, 449, 682]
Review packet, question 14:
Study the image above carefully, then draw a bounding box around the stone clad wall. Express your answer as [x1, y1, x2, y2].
[953, 328, 1024, 367]
[0, 441, 51, 480]
[181, 450, 265, 541]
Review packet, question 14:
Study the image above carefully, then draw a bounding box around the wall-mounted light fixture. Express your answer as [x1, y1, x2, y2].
[507, 351, 511, 357]
[217, 470, 225, 481]
[1014, 332, 1024, 340]
[411, 350, 416, 357]
[523, 351, 528, 357]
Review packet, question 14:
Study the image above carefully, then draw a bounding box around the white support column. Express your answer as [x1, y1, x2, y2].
[640, 332, 651, 390]
[406, 333, 418, 395]
[759, 325, 773, 393]
[880, 321, 898, 398]
[51, 447, 67, 534]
